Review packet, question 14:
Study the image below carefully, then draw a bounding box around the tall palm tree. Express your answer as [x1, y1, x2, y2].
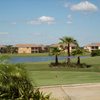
[60, 36, 78, 64]
[49, 47, 61, 65]
[71, 48, 85, 65]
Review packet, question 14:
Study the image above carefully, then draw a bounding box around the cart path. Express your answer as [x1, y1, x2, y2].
[40, 83, 100, 100]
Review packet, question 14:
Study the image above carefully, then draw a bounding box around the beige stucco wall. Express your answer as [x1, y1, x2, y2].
[84, 46, 91, 52]
[84, 46, 100, 52]
[63, 47, 75, 53]
[18, 47, 31, 54]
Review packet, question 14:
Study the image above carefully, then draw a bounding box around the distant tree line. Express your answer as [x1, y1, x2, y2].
[0, 45, 17, 54]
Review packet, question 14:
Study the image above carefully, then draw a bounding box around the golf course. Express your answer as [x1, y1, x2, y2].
[22, 56, 100, 86]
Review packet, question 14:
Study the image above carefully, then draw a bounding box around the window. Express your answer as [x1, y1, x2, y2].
[95, 46, 98, 49]
[91, 46, 98, 49]
[72, 47, 75, 49]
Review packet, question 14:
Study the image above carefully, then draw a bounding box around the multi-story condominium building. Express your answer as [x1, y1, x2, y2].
[84, 43, 100, 52]
[15, 44, 47, 54]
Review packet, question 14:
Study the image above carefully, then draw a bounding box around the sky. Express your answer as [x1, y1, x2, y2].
[0, 0, 100, 46]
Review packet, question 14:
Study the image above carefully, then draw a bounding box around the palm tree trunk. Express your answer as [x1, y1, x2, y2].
[77, 56, 80, 65]
[68, 43, 70, 56]
[67, 43, 70, 64]
[55, 55, 58, 65]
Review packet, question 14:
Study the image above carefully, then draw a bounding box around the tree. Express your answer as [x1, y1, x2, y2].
[1, 45, 18, 54]
[71, 48, 85, 65]
[60, 36, 78, 64]
[49, 47, 61, 65]
[0, 47, 6, 53]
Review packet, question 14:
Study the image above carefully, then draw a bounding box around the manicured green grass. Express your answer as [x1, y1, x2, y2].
[24, 56, 100, 71]
[0, 53, 49, 57]
[29, 71, 100, 86]
[1, 54, 100, 86]
[72, 56, 100, 65]
[23, 56, 100, 86]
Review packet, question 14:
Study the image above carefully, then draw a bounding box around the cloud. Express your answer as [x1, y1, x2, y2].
[28, 16, 55, 25]
[70, 1, 98, 12]
[28, 20, 41, 25]
[0, 32, 9, 35]
[67, 14, 72, 24]
[38, 16, 55, 24]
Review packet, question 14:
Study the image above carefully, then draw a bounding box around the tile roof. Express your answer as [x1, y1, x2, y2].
[85, 43, 100, 47]
[15, 44, 43, 47]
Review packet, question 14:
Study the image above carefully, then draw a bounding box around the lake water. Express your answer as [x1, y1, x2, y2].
[10, 56, 66, 63]
[9, 56, 88, 63]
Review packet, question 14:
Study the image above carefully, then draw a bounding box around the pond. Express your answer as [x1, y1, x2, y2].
[10, 56, 66, 63]
[9, 56, 88, 63]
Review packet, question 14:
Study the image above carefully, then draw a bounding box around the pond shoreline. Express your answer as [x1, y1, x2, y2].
[9, 56, 89, 63]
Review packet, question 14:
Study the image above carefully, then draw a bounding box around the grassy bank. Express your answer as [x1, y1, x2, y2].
[22, 56, 100, 86]
[24, 56, 100, 71]
[0, 52, 90, 57]
[0, 53, 49, 57]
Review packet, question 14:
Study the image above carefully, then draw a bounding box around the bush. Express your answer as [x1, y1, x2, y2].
[0, 64, 51, 100]
[91, 50, 100, 57]
[49, 62, 91, 68]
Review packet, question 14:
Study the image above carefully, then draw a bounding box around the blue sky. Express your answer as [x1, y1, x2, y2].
[0, 0, 100, 46]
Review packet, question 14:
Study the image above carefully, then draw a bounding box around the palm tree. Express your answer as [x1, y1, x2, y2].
[60, 36, 78, 64]
[49, 47, 61, 65]
[71, 48, 85, 65]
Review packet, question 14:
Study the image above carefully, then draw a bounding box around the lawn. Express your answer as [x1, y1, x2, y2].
[0, 53, 49, 57]
[29, 71, 100, 86]
[23, 56, 100, 86]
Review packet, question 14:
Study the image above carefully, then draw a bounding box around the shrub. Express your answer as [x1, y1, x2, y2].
[49, 62, 91, 68]
[91, 50, 100, 57]
[0, 64, 51, 100]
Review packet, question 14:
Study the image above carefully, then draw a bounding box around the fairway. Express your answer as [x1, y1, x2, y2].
[29, 71, 100, 86]
[23, 56, 100, 86]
